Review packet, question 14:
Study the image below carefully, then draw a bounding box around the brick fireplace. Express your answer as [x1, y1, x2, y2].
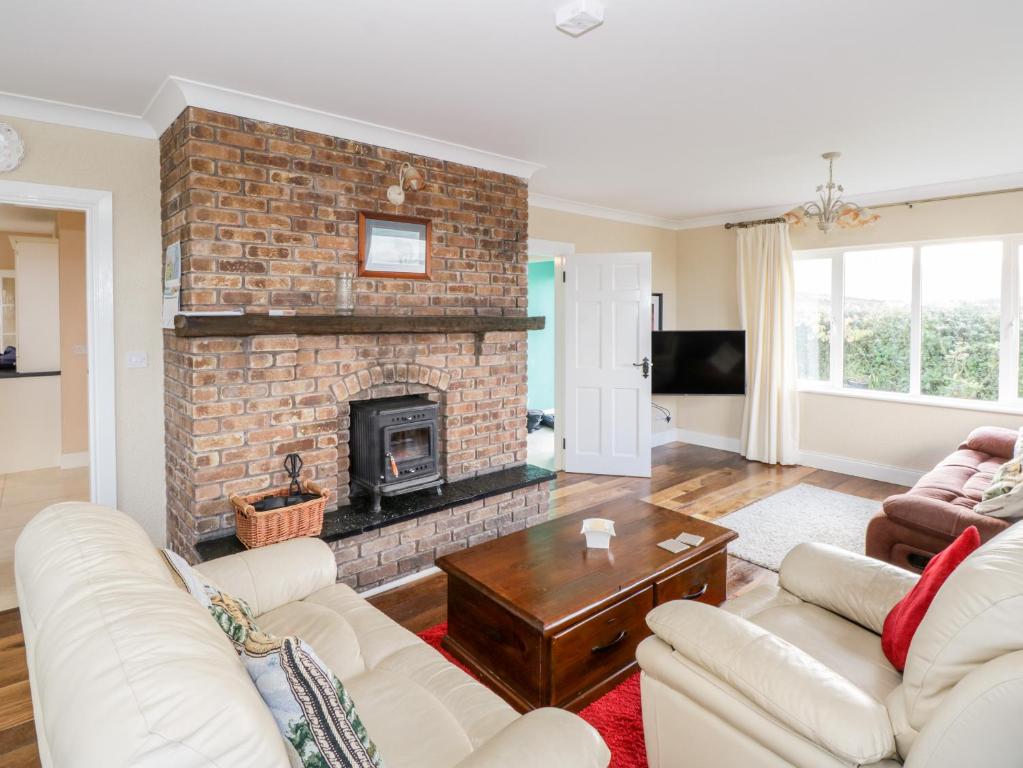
[161, 107, 550, 588]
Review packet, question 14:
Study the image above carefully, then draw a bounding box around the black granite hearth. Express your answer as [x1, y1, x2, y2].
[195, 463, 556, 562]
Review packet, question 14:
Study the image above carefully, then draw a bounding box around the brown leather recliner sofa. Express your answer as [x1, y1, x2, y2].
[866, 425, 1017, 572]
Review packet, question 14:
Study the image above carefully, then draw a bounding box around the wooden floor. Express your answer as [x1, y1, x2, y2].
[0, 443, 906, 766]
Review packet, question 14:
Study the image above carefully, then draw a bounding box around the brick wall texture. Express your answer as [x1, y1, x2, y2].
[159, 107, 528, 315]
[335, 483, 549, 591]
[159, 108, 545, 582]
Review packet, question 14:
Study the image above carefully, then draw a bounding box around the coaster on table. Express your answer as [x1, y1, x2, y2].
[676, 532, 705, 547]
[658, 539, 690, 554]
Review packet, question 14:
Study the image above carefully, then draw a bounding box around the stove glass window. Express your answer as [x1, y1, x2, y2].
[388, 426, 431, 462]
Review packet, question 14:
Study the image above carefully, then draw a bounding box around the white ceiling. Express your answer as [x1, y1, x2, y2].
[2, 0, 1022, 225]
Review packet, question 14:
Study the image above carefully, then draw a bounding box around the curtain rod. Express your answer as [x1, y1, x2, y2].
[723, 217, 785, 230]
[722, 186, 1023, 230]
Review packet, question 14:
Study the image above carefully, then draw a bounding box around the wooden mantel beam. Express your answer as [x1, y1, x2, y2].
[173, 313, 546, 337]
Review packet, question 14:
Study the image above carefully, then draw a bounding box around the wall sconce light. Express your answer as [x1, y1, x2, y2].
[386, 162, 424, 206]
[0, 123, 25, 173]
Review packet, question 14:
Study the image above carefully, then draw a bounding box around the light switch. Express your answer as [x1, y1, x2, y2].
[126, 351, 148, 369]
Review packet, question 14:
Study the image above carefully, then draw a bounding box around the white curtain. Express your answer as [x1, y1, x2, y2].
[737, 222, 799, 465]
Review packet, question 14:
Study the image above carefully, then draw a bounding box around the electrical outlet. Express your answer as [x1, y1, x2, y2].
[73, 344, 88, 356]
[126, 351, 148, 369]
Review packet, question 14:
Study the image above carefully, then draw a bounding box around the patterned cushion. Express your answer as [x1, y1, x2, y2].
[161, 550, 383, 767]
[246, 635, 382, 768]
[982, 455, 1023, 501]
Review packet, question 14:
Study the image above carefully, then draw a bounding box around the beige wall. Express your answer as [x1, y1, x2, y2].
[0, 376, 62, 473]
[673, 191, 1023, 473]
[674, 225, 746, 440]
[56, 211, 89, 456]
[0, 115, 165, 543]
[528, 206, 680, 437]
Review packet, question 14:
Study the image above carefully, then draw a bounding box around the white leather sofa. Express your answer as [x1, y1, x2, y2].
[15, 503, 610, 768]
[637, 525, 1023, 768]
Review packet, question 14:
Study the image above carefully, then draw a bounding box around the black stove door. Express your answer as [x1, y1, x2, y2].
[383, 422, 436, 480]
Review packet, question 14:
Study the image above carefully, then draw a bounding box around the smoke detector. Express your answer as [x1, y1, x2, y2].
[555, 0, 605, 37]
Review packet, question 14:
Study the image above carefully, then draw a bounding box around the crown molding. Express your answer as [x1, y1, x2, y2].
[2, 78, 544, 179]
[145, 77, 543, 179]
[4, 82, 1023, 219]
[0, 90, 155, 138]
[846, 171, 1023, 208]
[671, 205, 789, 231]
[670, 171, 1023, 230]
[536, 171, 1023, 232]
[528, 193, 681, 230]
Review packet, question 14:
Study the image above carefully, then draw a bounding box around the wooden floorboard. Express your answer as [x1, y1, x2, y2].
[0, 443, 906, 765]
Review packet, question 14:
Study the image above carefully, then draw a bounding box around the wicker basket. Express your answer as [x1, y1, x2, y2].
[229, 480, 330, 549]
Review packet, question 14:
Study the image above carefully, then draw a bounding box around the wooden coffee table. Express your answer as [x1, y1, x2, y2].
[436, 498, 737, 712]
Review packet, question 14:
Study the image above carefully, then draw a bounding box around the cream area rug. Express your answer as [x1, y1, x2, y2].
[716, 484, 880, 571]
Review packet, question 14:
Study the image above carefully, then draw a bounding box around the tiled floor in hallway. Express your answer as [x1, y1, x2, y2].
[0, 467, 90, 610]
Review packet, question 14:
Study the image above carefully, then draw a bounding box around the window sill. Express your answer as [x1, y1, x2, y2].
[797, 383, 1023, 416]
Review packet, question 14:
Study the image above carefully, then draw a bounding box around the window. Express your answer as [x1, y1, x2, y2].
[794, 258, 831, 382]
[920, 242, 1001, 401]
[794, 235, 1023, 409]
[843, 248, 912, 393]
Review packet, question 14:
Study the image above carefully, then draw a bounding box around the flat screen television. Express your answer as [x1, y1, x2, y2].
[652, 330, 746, 395]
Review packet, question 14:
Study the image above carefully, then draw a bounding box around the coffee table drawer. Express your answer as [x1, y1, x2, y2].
[549, 586, 653, 705]
[654, 550, 726, 606]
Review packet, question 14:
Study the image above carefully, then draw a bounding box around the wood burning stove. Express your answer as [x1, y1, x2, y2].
[350, 395, 443, 512]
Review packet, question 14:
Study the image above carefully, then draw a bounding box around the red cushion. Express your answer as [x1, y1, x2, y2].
[881, 526, 981, 671]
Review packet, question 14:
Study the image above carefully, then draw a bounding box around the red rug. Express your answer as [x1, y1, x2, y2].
[418, 623, 647, 768]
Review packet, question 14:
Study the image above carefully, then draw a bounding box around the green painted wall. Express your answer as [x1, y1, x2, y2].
[527, 260, 556, 411]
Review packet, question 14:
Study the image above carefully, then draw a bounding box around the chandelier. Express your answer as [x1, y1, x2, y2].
[784, 152, 879, 233]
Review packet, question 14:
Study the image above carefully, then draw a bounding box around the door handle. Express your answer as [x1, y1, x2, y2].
[633, 357, 651, 378]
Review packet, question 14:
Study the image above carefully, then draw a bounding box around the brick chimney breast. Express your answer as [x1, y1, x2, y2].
[161, 108, 534, 577]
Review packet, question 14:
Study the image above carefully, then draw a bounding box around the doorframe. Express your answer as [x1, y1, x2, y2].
[527, 238, 573, 471]
[0, 180, 116, 506]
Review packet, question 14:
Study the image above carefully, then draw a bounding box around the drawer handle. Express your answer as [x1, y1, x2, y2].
[682, 583, 709, 600]
[591, 630, 628, 654]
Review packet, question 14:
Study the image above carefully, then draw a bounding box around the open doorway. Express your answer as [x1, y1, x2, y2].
[0, 204, 91, 609]
[527, 258, 556, 469]
[526, 239, 572, 471]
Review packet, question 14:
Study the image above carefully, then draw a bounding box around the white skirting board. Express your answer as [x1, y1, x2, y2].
[795, 450, 924, 488]
[653, 427, 925, 487]
[357, 566, 440, 598]
[60, 452, 90, 470]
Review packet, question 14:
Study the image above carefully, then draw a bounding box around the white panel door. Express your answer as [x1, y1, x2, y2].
[564, 252, 652, 476]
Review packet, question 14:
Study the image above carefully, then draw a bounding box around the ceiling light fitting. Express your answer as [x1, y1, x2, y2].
[386, 162, 425, 206]
[555, 0, 605, 37]
[785, 152, 879, 233]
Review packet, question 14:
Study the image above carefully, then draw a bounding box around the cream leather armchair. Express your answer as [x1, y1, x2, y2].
[16, 503, 609, 768]
[637, 524, 1023, 768]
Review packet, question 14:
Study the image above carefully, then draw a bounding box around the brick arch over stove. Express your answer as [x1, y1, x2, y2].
[328, 362, 454, 503]
[329, 362, 453, 401]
